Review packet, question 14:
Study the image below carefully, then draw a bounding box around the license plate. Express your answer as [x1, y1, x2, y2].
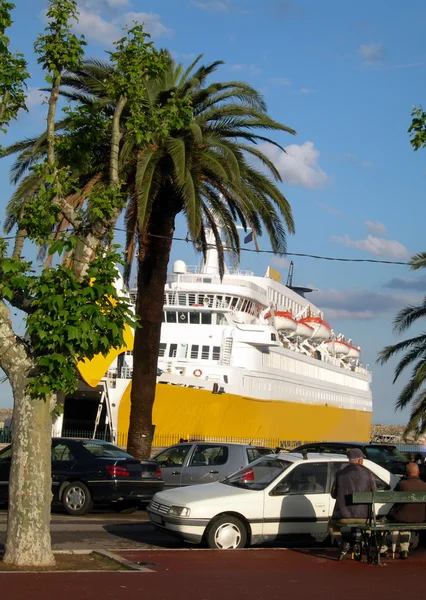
[151, 513, 163, 525]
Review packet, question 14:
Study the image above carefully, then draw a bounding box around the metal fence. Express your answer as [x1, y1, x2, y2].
[59, 431, 306, 450]
[1, 427, 424, 456]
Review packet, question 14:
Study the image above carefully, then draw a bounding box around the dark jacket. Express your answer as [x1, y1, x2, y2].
[389, 477, 426, 523]
[331, 463, 376, 519]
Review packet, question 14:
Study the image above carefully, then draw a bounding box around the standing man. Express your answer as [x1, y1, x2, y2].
[386, 462, 426, 559]
[329, 448, 376, 560]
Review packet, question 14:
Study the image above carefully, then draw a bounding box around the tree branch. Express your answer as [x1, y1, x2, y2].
[0, 300, 31, 379]
[46, 75, 61, 168]
[110, 94, 127, 185]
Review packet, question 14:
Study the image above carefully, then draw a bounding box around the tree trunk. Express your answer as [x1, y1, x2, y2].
[11, 227, 27, 260]
[3, 377, 55, 566]
[0, 301, 55, 567]
[127, 189, 180, 458]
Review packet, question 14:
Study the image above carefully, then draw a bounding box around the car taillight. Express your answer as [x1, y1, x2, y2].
[106, 465, 130, 477]
[242, 468, 254, 481]
[155, 467, 162, 479]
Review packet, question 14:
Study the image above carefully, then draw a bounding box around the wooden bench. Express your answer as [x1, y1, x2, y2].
[350, 491, 426, 565]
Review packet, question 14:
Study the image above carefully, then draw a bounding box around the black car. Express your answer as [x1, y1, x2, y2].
[0, 438, 164, 515]
[292, 441, 409, 475]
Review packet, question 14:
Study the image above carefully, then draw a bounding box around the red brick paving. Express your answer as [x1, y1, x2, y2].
[2, 548, 426, 600]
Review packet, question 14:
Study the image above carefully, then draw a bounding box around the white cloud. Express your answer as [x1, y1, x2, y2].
[271, 255, 290, 269]
[359, 43, 384, 65]
[316, 202, 342, 217]
[73, 6, 171, 45]
[270, 77, 292, 86]
[73, 7, 119, 44]
[343, 152, 374, 168]
[122, 12, 172, 38]
[191, 0, 229, 11]
[258, 141, 329, 189]
[332, 234, 409, 259]
[365, 220, 387, 236]
[299, 88, 315, 94]
[25, 87, 46, 109]
[311, 288, 422, 321]
[231, 63, 262, 76]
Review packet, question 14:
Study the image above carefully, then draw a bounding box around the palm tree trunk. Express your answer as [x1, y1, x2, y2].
[127, 188, 180, 458]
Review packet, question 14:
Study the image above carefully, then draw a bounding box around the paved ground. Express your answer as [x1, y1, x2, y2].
[1, 547, 426, 600]
[0, 508, 185, 550]
[0, 509, 425, 599]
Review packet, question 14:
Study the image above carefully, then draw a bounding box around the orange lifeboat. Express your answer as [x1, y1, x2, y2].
[324, 339, 350, 356]
[299, 315, 331, 341]
[291, 320, 314, 339]
[345, 344, 361, 360]
[265, 310, 297, 334]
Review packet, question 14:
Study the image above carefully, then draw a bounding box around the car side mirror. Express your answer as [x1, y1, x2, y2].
[271, 481, 291, 496]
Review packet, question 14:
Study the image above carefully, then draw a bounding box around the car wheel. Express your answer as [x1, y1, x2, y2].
[206, 515, 248, 550]
[62, 482, 93, 516]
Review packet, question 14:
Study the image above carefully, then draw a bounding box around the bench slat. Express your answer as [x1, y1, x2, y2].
[352, 491, 426, 504]
[356, 523, 426, 531]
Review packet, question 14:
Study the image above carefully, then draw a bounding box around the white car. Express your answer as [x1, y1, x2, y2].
[147, 453, 399, 549]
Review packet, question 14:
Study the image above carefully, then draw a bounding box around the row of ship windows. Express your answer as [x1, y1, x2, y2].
[164, 293, 260, 316]
[261, 352, 368, 391]
[161, 311, 227, 325]
[159, 343, 221, 361]
[268, 289, 302, 317]
[243, 378, 363, 406]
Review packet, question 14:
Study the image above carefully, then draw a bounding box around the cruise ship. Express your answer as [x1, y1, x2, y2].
[57, 229, 372, 446]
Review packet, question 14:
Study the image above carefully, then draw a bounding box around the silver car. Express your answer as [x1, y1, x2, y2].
[151, 442, 274, 488]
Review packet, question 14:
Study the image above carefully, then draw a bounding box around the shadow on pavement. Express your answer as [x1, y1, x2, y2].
[103, 521, 191, 549]
[291, 547, 339, 562]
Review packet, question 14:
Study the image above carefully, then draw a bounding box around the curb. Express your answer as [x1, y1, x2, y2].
[0, 549, 156, 574]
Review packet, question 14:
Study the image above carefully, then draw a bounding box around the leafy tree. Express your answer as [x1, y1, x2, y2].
[6, 53, 297, 459]
[408, 106, 426, 151]
[0, 1, 144, 567]
[0, 0, 28, 139]
[378, 254, 426, 437]
[378, 107, 426, 438]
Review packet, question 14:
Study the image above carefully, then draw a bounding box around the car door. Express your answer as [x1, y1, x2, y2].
[180, 444, 230, 486]
[263, 462, 330, 539]
[51, 441, 77, 500]
[0, 446, 12, 502]
[152, 444, 193, 488]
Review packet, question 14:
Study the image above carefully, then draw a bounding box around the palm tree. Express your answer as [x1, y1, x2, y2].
[378, 253, 426, 437]
[5, 55, 297, 457]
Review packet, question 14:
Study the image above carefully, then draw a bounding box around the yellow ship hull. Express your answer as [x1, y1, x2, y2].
[117, 382, 372, 445]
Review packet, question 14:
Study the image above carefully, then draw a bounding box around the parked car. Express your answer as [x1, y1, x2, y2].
[147, 453, 398, 549]
[150, 442, 274, 488]
[291, 442, 408, 475]
[0, 438, 164, 516]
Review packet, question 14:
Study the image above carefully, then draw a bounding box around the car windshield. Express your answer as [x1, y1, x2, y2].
[82, 441, 134, 459]
[222, 458, 292, 490]
[364, 446, 408, 463]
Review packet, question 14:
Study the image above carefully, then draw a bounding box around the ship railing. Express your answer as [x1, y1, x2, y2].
[184, 265, 255, 276]
[166, 274, 267, 297]
[107, 367, 133, 380]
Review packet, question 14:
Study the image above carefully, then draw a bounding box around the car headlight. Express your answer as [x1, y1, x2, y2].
[169, 505, 191, 517]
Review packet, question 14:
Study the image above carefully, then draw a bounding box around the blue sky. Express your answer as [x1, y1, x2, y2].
[2, 0, 426, 425]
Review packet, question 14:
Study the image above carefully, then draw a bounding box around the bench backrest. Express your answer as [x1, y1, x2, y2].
[352, 491, 426, 504]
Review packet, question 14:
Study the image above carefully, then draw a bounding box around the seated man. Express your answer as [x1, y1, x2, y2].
[385, 462, 426, 559]
[328, 448, 376, 560]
